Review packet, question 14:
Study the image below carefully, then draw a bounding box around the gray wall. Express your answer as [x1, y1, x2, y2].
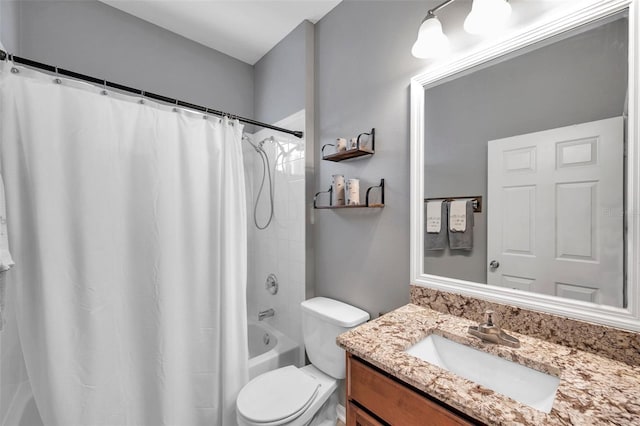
[314, 1, 432, 318]
[8, 0, 253, 118]
[0, 1, 19, 52]
[424, 18, 628, 283]
[254, 21, 311, 124]
[253, 19, 316, 304]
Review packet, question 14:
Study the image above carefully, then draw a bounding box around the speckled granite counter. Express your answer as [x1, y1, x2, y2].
[411, 285, 640, 366]
[337, 304, 640, 425]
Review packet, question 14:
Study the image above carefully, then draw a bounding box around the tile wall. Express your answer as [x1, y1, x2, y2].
[244, 111, 306, 365]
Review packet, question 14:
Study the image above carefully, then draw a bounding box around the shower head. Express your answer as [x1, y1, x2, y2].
[258, 136, 275, 149]
[243, 134, 277, 154]
[242, 134, 262, 153]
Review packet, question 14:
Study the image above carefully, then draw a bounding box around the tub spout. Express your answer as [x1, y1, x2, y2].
[258, 308, 275, 321]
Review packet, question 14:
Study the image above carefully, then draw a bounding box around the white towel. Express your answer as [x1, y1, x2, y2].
[426, 200, 443, 233]
[449, 200, 467, 232]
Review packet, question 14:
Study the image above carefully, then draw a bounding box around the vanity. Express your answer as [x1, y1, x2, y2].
[339, 298, 640, 425]
[339, 2, 640, 423]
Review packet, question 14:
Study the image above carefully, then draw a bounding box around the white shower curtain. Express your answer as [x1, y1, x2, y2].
[0, 62, 249, 425]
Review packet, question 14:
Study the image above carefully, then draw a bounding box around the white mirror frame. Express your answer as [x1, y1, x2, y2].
[410, 0, 640, 332]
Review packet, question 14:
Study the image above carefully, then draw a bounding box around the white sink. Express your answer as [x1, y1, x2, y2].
[405, 334, 560, 413]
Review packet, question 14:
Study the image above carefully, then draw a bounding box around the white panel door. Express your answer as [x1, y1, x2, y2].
[487, 117, 624, 307]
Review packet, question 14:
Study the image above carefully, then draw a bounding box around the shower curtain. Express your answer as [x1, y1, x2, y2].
[0, 62, 248, 425]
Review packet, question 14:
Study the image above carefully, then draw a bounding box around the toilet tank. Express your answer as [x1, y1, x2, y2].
[301, 297, 369, 379]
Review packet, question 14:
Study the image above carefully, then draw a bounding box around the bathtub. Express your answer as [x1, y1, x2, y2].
[248, 320, 300, 379]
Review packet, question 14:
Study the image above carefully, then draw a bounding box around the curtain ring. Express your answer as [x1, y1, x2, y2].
[10, 55, 19, 74]
[54, 67, 62, 85]
[6, 51, 19, 74]
[139, 91, 145, 105]
[7, 53, 19, 74]
[101, 79, 108, 96]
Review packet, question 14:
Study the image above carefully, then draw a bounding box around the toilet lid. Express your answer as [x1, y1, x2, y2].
[237, 366, 320, 424]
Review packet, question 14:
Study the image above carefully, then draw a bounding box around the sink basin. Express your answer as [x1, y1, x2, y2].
[405, 334, 560, 413]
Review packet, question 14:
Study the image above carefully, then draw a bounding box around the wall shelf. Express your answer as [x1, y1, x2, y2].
[314, 203, 385, 210]
[321, 128, 375, 162]
[314, 179, 385, 209]
[322, 147, 374, 162]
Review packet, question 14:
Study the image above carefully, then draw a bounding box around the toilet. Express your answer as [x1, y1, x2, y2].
[236, 297, 369, 426]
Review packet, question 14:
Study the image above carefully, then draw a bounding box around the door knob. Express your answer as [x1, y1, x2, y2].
[489, 260, 500, 269]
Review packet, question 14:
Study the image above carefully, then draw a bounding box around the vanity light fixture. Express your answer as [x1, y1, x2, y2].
[464, 0, 512, 35]
[411, 11, 451, 58]
[412, 0, 512, 59]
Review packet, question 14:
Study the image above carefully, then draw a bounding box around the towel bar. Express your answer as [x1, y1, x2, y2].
[424, 196, 482, 213]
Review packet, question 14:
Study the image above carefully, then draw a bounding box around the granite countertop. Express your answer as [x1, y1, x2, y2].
[337, 304, 640, 425]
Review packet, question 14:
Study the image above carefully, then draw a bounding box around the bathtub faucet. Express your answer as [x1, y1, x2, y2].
[258, 308, 275, 321]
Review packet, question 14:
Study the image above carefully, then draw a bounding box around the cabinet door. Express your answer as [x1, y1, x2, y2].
[347, 354, 475, 426]
[347, 402, 385, 426]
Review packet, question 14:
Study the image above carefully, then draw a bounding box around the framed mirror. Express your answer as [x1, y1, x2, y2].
[410, 0, 640, 331]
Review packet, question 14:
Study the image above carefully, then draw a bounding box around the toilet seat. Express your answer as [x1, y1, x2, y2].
[237, 366, 320, 425]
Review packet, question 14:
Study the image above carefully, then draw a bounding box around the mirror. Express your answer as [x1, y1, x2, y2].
[410, 0, 640, 331]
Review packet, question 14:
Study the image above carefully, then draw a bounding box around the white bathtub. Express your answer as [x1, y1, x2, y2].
[248, 320, 300, 379]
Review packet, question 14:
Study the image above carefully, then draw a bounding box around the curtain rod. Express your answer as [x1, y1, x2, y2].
[0, 50, 304, 139]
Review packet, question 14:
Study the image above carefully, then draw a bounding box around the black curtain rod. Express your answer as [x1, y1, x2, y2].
[0, 50, 304, 139]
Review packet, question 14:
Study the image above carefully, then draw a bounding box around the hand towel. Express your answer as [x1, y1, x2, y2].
[448, 200, 474, 250]
[426, 200, 443, 233]
[449, 200, 467, 232]
[425, 201, 448, 251]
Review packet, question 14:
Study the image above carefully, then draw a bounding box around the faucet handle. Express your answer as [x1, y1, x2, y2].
[484, 310, 495, 326]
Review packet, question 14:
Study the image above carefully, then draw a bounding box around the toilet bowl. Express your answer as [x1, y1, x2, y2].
[236, 297, 369, 426]
[236, 365, 336, 426]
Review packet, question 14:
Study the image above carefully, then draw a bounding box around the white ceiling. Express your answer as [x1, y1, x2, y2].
[100, 0, 342, 65]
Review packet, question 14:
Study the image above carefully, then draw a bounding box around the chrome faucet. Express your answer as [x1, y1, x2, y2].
[258, 308, 275, 321]
[468, 310, 520, 348]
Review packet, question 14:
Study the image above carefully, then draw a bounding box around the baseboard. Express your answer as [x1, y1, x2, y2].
[336, 403, 346, 423]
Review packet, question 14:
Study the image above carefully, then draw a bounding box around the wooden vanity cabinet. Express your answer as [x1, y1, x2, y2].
[346, 353, 478, 426]
[347, 401, 384, 426]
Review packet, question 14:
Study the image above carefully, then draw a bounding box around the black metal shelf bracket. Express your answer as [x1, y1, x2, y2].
[365, 179, 385, 207]
[356, 128, 375, 152]
[313, 186, 333, 209]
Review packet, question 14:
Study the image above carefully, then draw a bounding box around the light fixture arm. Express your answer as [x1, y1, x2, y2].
[426, 0, 457, 18]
